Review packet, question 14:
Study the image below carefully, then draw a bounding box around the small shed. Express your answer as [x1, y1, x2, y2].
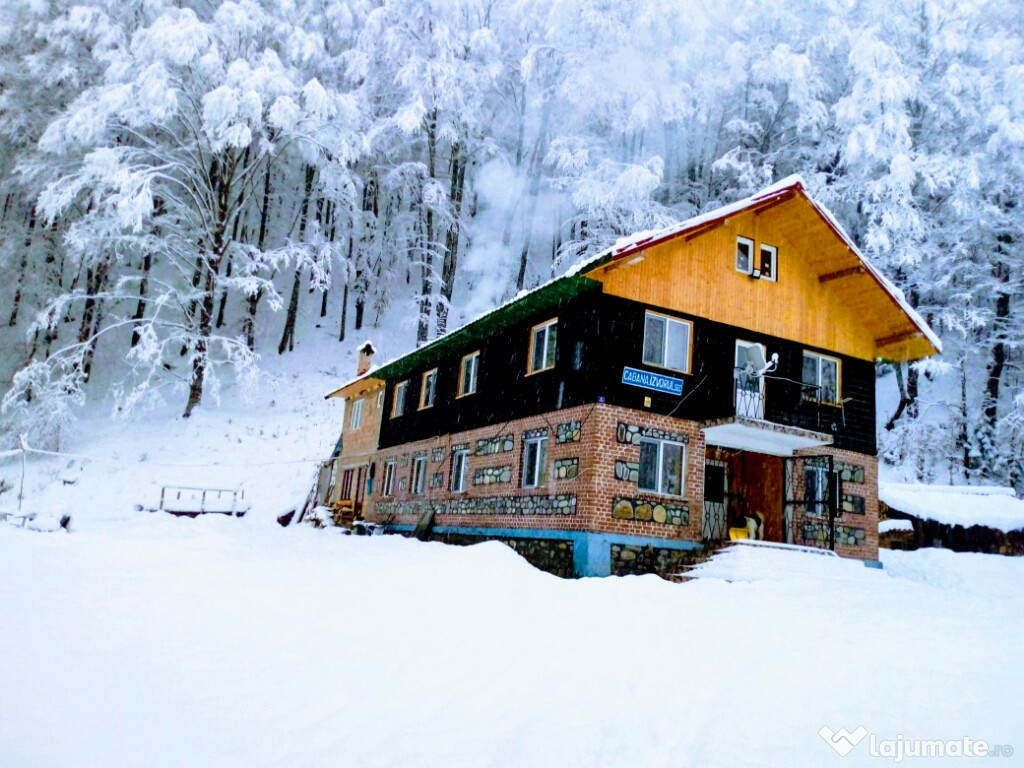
[879, 483, 1024, 555]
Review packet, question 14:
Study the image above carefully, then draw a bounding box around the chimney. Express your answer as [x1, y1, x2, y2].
[356, 341, 376, 376]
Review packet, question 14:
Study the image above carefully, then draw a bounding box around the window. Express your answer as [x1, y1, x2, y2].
[642, 311, 692, 373]
[638, 438, 686, 496]
[348, 397, 364, 430]
[759, 244, 777, 281]
[802, 351, 840, 403]
[528, 319, 558, 374]
[804, 463, 838, 516]
[736, 236, 778, 280]
[391, 380, 408, 418]
[736, 236, 754, 274]
[377, 390, 385, 408]
[382, 459, 396, 497]
[419, 369, 437, 409]
[458, 352, 479, 397]
[451, 449, 470, 492]
[522, 436, 548, 488]
[411, 455, 427, 495]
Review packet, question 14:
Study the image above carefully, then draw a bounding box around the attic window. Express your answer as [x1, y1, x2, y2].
[736, 237, 778, 280]
[736, 237, 754, 274]
[759, 244, 777, 281]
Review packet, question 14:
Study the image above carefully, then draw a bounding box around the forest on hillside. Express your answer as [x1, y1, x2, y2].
[0, 0, 1022, 489]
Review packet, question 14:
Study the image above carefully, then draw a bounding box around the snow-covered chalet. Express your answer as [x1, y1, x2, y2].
[320, 176, 941, 577]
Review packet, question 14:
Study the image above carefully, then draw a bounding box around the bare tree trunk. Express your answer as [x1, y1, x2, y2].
[215, 255, 232, 329]
[8, 206, 36, 327]
[130, 252, 152, 348]
[416, 113, 439, 346]
[243, 161, 275, 351]
[515, 100, 552, 292]
[278, 164, 316, 355]
[436, 142, 467, 337]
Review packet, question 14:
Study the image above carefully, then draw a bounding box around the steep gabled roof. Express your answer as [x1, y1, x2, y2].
[326, 175, 940, 399]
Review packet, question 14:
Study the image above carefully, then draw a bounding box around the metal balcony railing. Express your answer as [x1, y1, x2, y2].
[732, 376, 841, 433]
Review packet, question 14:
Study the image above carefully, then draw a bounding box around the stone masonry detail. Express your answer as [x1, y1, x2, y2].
[556, 421, 582, 443]
[376, 494, 577, 518]
[616, 422, 689, 445]
[475, 435, 514, 455]
[553, 457, 580, 479]
[611, 497, 689, 526]
[473, 465, 512, 485]
[614, 460, 640, 483]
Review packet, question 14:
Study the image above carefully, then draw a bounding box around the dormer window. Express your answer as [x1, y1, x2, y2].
[736, 237, 778, 281]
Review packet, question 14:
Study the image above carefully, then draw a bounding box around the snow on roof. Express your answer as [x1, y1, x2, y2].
[879, 518, 914, 534]
[880, 482, 1024, 533]
[325, 270, 581, 394]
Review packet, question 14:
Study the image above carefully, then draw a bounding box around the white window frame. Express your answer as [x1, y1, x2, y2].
[348, 397, 364, 430]
[411, 455, 427, 496]
[419, 368, 437, 410]
[458, 351, 479, 397]
[451, 449, 470, 492]
[759, 244, 778, 281]
[638, 437, 686, 497]
[522, 436, 548, 488]
[736, 236, 755, 274]
[391, 380, 408, 418]
[382, 459, 396, 497]
[802, 351, 841, 404]
[528, 319, 558, 374]
[642, 311, 692, 373]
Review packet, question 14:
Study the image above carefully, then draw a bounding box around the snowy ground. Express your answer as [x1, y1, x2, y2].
[1, 516, 1021, 767]
[1, 336, 1022, 766]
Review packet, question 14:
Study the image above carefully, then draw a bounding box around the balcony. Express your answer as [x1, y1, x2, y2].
[701, 377, 836, 456]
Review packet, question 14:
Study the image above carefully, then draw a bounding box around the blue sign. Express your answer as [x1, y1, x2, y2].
[621, 366, 684, 396]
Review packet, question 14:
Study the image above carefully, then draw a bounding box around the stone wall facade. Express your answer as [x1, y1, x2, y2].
[353, 402, 879, 572]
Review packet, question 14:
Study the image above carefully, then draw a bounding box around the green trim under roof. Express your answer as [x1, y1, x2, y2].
[372, 275, 602, 382]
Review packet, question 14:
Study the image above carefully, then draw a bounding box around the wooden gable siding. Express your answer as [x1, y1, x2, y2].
[590, 201, 899, 362]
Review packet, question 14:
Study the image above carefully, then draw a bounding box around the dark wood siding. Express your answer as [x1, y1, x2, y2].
[377, 290, 877, 456]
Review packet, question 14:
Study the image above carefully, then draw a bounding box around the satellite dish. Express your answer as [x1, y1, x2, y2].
[742, 346, 779, 377]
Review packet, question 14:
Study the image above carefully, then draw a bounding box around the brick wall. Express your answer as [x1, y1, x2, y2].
[362, 402, 709, 545]
[356, 400, 879, 562]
